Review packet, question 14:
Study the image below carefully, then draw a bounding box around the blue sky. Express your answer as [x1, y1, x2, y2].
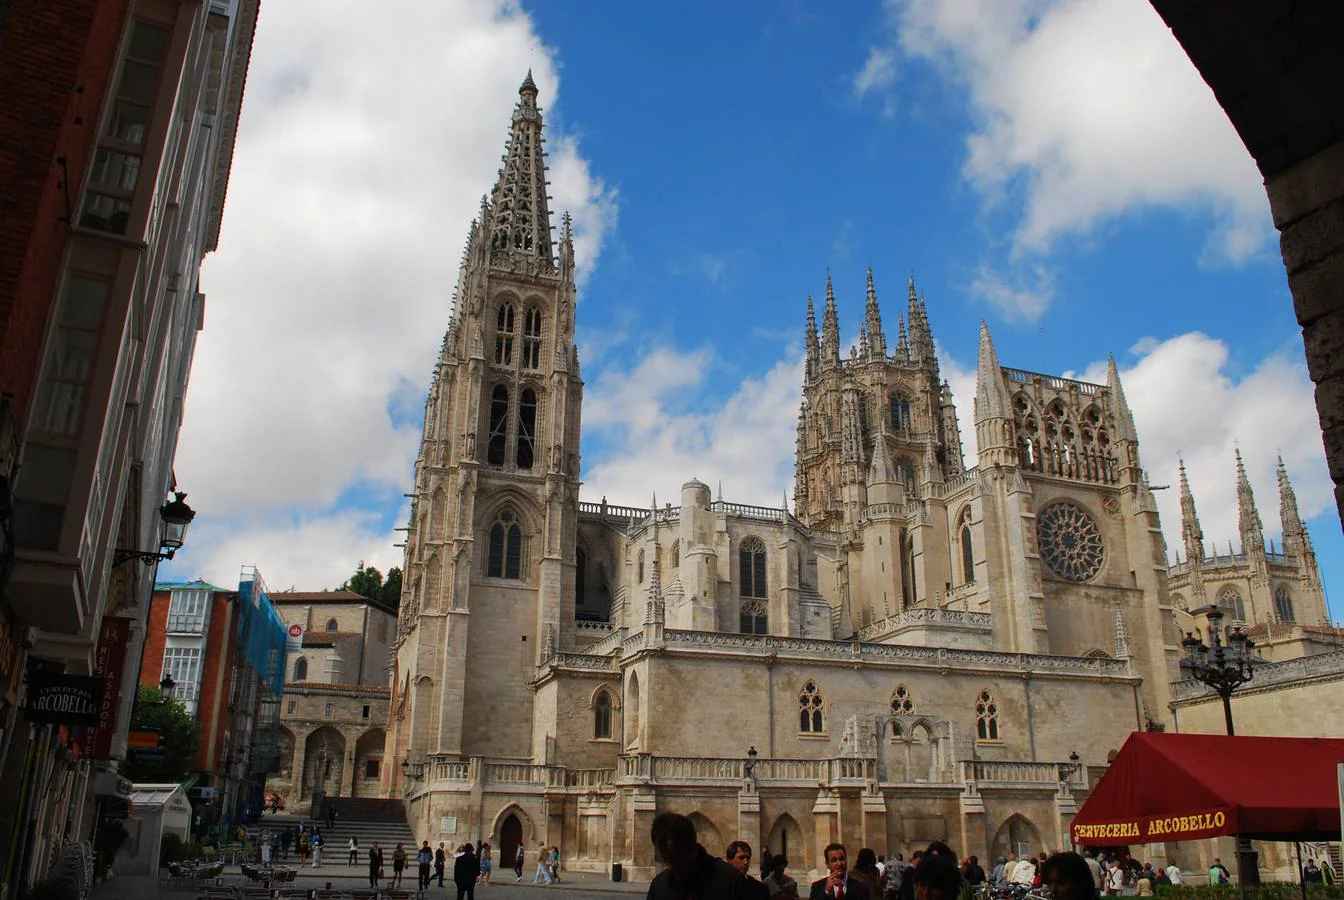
[162, 0, 1340, 620]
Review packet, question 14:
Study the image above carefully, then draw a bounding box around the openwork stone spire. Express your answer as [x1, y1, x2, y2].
[1234, 448, 1265, 554]
[1178, 459, 1204, 563]
[1276, 455, 1304, 538]
[821, 273, 840, 363]
[1112, 602, 1131, 660]
[487, 71, 555, 269]
[864, 267, 885, 357]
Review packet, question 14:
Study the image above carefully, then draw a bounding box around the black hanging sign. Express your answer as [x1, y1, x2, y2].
[25, 669, 102, 724]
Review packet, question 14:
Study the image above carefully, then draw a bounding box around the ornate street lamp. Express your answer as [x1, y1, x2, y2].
[1179, 603, 1259, 884]
[401, 755, 425, 781]
[113, 492, 196, 567]
[1057, 750, 1082, 783]
[159, 673, 176, 701]
[744, 745, 759, 779]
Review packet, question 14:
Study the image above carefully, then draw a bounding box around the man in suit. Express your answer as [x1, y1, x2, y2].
[810, 844, 871, 900]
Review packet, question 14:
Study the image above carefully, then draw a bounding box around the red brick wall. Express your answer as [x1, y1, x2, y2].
[0, 0, 130, 427]
[139, 588, 170, 688]
[196, 595, 236, 772]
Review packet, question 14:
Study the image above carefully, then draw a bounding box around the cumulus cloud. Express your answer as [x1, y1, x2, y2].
[163, 1, 615, 590]
[1071, 334, 1329, 554]
[857, 0, 1274, 316]
[583, 347, 805, 508]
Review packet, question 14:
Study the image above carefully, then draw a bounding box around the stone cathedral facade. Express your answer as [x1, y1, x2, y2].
[383, 77, 1331, 881]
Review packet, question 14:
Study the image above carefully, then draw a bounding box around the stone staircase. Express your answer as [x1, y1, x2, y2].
[316, 799, 419, 855]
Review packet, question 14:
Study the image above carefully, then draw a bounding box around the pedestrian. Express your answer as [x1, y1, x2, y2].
[549, 845, 561, 883]
[727, 840, 772, 900]
[312, 832, 324, 868]
[1163, 861, 1182, 886]
[647, 812, 740, 900]
[911, 855, 962, 900]
[393, 842, 408, 887]
[477, 842, 492, 885]
[455, 843, 481, 900]
[1041, 853, 1094, 900]
[514, 844, 525, 882]
[327, 804, 337, 830]
[1105, 862, 1124, 895]
[765, 855, 800, 900]
[1304, 860, 1323, 884]
[261, 835, 272, 866]
[418, 840, 435, 889]
[349, 836, 359, 866]
[807, 841, 873, 900]
[369, 841, 384, 889]
[532, 842, 553, 884]
[436, 841, 448, 887]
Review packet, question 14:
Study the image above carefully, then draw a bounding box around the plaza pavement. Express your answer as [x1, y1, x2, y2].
[91, 866, 649, 900]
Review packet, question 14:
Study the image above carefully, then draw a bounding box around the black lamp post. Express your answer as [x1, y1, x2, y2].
[1057, 750, 1082, 783]
[159, 673, 176, 701]
[1180, 604, 1258, 884]
[113, 492, 196, 567]
[744, 745, 759, 779]
[401, 756, 424, 782]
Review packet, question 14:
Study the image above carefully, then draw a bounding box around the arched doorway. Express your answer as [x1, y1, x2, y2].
[499, 813, 523, 877]
[352, 728, 386, 798]
[303, 726, 347, 803]
[990, 814, 1043, 861]
[687, 812, 724, 859]
[766, 814, 804, 870]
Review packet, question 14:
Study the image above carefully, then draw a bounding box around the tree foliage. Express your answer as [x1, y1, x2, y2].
[342, 561, 402, 610]
[124, 685, 200, 782]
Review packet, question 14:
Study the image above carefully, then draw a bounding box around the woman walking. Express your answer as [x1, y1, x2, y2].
[348, 836, 359, 866]
[477, 842, 492, 885]
[392, 842, 407, 887]
[514, 844, 525, 882]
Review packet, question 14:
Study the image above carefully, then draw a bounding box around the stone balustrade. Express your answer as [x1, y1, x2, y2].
[856, 607, 991, 641]
[419, 757, 616, 791]
[1171, 646, 1344, 701]
[961, 759, 1081, 787]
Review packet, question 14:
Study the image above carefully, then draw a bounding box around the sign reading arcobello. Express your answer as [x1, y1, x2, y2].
[25, 669, 102, 725]
[1072, 809, 1229, 844]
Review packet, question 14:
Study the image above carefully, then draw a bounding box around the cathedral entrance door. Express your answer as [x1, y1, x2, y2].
[500, 814, 523, 876]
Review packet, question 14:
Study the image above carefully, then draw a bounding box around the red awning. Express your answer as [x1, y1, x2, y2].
[1071, 732, 1344, 845]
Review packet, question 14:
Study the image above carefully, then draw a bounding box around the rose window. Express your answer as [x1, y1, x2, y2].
[1037, 501, 1104, 582]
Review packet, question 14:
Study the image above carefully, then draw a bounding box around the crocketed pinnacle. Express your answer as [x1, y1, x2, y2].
[1178, 459, 1204, 563]
[865, 267, 885, 357]
[821, 272, 840, 362]
[1276, 456, 1304, 538]
[1234, 448, 1264, 554]
[487, 71, 554, 267]
[1106, 354, 1138, 444]
[974, 321, 1009, 422]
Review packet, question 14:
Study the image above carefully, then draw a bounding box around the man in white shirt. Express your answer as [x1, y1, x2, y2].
[1011, 857, 1037, 886]
[1164, 862, 1182, 886]
[1002, 854, 1020, 886]
[1085, 852, 1103, 897]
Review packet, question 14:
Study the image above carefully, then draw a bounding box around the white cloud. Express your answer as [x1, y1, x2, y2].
[1072, 333, 1330, 555]
[854, 47, 898, 99]
[169, 1, 616, 590]
[583, 348, 805, 508]
[970, 263, 1055, 321]
[861, 0, 1273, 312]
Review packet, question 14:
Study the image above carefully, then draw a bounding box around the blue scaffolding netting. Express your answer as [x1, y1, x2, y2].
[237, 566, 286, 778]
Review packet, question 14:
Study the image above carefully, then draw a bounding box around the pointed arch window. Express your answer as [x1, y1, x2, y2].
[487, 385, 509, 465]
[494, 302, 514, 365]
[487, 509, 523, 580]
[637, 549, 645, 584]
[895, 460, 917, 494]
[799, 681, 825, 733]
[575, 547, 588, 611]
[293, 657, 308, 681]
[891, 684, 913, 717]
[739, 537, 768, 599]
[593, 690, 613, 740]
[975, 689, 1000, 741]
[959, 507, 975, 585]
[521, 307, 543, 370]
[740, 600, 768, 635]
[1274, 586, 1295, 622]
[516, 387, 537, 468]
[670, 539, 680, 568]
[1218, 587, 1246, 623]
[890, 393, 912, 433]
[325, 618, 339, 632]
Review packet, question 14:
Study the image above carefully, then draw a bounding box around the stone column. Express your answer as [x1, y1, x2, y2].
[629, 787, 659, 881]
[958, 783, 987, 861]
[812, 788, 839, 853]
[1053, 784, 1078, 852]
[861, 791, 887, 851]
[737, 781, 761, 850]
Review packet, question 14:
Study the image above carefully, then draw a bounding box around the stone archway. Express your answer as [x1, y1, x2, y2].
[687, 812, 725, 859]
[990, 814, 1043, 861]
[491, 805, 534, 878]
[765, 814, 804, 871]
[303, 726, 347, 803]
[352, 728, 386, 798]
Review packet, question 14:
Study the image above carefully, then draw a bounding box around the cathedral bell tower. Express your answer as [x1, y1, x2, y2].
[389, 73, 583, 772]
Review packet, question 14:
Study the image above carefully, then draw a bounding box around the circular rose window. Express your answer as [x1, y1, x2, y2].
[1037, 501, 1105, 582]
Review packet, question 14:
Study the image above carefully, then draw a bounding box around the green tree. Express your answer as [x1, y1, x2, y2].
[124, 685, 200, 782]
[381, 567, 402, 609]
[344, 561, 385, 600]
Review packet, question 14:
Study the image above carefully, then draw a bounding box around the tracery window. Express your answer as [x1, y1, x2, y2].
[895, 460, 917, 495]
[1274, 586, 1295, 622]
[516, 387, 537, 469]
[959, 507, 975, 585]
[494, 302, 515, 365]
[521, 307, 542, 370]
[487, 509, 523, 580]
[593, 690, 613, 740]
[1036, 502, 1104, 582]
[891, 684, 913, 716]
[890, 393, 912, 433]
[1218, 587, 1246, 622]
[487, 384, 509, 465]
[740, 599, 768, 635]
[799, 681, 825, 733]
[975, 689, 1000, 741]
[739, 537, 768, 599]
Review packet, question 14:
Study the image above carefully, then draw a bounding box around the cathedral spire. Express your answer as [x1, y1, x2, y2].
[1106, 355, 1138, 444]
[1178, 459, 1205, 564]
[1277, 456, 1304, 538]
[1235, 448, 1265, 555]
[486, 71, 555, 269]
[865, 267, 886, 358]
[973, 322, 1015, 468]
[821, 273, 840, 363]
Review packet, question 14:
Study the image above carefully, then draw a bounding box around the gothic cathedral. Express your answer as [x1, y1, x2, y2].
[385, 77, 1328, 880]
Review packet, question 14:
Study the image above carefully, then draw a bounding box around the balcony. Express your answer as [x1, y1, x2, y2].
[166, 613, 206, 634]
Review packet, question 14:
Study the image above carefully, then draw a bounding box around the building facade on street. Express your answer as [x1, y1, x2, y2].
[265, 590, 394, 812]
[381, 76, 1321, 882]
[0, 1, 258, 890]
[139, 571, 286, 839]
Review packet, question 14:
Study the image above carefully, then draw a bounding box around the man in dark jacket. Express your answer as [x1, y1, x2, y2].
[647, 812, 744, 900]
[810, 844, 871, 900]
[727, 840, 772, 900]
[435, 842, 448, 887]
[454, 844, 481, 900]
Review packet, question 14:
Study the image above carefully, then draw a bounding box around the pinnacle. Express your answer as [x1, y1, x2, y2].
[519, 69, 538, 95]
